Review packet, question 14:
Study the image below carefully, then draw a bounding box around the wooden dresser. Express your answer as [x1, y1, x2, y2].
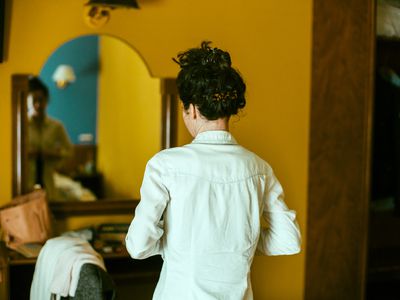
[0, 241, 162, 299]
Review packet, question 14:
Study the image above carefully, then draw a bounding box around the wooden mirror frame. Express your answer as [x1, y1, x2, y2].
[12, 74, 178, 218]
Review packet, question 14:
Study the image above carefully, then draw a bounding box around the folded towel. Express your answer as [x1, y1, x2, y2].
[30, 236, 105, 300]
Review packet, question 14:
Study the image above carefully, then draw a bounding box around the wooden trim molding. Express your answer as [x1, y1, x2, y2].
[49, 199, 140, 218]
[12, 74, 30, 197]
[161, 78, 178, 149]
[305, 0, 375, 299]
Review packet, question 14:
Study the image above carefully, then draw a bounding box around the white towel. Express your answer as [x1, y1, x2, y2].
[50, 240, 105, 298]
[30, 236, 105, 300]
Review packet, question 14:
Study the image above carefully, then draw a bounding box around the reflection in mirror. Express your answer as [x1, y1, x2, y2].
[27, 76, 74, 201]
[25, 35, 163, 202]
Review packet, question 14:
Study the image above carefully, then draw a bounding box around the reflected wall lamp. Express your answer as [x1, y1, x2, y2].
[52, 65, 76, 89]
[84, 0, 139, 28]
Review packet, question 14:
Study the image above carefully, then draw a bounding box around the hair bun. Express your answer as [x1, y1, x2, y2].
[174, 41, 232, 70]
[201, 42, 231, 69]
[174, 41, 246, 120]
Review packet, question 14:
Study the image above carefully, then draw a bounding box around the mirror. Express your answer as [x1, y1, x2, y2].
[12, 34, 178, 215]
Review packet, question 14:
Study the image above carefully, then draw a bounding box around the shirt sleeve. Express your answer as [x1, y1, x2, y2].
[57, 124, 73, 158]
[257, 172, 301, 256]
[125, 155, 169, 259]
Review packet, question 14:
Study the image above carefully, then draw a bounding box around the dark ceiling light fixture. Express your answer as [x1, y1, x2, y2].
[84, 0, 139, 28]
[86, 0, 139, 9]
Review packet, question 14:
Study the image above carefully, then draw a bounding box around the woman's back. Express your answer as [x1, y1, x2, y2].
[161, 131, 266, 254]
[157, 131, 267, 299]
[126, 131, 300, 299]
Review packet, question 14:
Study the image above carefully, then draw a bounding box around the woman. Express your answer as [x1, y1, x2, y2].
[126, 41, 301, 300]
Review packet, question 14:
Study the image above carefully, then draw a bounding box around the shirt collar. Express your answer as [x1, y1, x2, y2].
[192, 130, 238, 145]
[29, 115, 50, 125]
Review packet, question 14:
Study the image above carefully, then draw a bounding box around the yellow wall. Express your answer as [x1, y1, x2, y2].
[97, 35, 160, 199]
[0, 0, 311, 299]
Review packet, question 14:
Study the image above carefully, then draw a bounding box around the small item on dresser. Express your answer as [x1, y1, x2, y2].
[0, 190, 52, 253]
[96, 223, 129, 245]
[61, 227, 95, 242]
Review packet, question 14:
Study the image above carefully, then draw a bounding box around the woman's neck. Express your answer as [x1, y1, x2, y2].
[196, 118, 229, 135]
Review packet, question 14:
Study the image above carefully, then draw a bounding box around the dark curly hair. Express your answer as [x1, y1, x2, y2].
[173, 41, 246, 120]
[28, 76, 49, 100]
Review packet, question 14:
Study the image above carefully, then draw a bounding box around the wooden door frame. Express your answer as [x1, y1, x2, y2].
[305, 0, 375, 299]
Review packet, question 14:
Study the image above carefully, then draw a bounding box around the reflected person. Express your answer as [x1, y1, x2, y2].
[27, 76, 73, 200]
[126, 42, 301, 300]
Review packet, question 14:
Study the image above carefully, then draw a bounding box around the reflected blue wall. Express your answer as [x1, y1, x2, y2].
[40, 35, 99, 144]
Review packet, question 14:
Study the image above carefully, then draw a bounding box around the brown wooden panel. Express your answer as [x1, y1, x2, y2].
[305, 0, 375, 299]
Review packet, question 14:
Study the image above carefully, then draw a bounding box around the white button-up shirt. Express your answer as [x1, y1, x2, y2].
[126, 130, 301, 300]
